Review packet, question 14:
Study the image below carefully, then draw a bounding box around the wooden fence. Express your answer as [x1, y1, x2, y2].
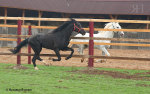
[1, 53, 150, 61]
[0, 17, 150, 67]
[1, 17, 150, 23]
[1, 35, 150, 47]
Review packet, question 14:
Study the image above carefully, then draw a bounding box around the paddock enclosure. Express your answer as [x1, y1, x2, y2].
[1, 0, 150, 70]
[0, 17, 150, 70]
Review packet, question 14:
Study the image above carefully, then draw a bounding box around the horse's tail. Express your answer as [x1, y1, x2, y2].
[9, 38, 29, 54]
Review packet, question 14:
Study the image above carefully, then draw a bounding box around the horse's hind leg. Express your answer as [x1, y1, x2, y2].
[29, 42, 42, 70]
[34, 48, 49, 65]
[100, 51, 107, 63]
[32, 54, 39, 70]
[52, 48, 61, 61]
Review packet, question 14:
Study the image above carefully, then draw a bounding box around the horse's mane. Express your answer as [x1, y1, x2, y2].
[104, 22, 113, 29]
[98, 22, 114, 34]
[49, 20, 73, 33]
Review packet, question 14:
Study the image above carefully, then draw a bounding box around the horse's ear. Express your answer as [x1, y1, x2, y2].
[115, 22, 119, 25]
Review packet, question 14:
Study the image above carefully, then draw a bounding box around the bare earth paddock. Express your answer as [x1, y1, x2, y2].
[1, 47, 150, 70]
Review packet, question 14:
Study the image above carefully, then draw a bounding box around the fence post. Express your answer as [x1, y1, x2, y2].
[28, 25, 31, 64]
[88, 22, 94, 67]
[17, 20, 22, 65]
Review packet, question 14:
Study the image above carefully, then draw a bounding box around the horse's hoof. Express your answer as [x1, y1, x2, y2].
[52, 58, 61, 61]
[49, 57, 58, 61]
[65, 57, 71, 60]
[81, 58, 85, 62]
[34, 67, 39, 70]
[81, 60, 84, 62]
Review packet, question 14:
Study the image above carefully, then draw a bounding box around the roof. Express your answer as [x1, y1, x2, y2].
[0, 0, 150, 15]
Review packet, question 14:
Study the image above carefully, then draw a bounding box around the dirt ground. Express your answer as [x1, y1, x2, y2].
[69, 69, 150, 81]
[1, 47, 150, 70]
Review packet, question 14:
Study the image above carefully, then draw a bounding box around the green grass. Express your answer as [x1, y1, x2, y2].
[0, 63, 150, 94]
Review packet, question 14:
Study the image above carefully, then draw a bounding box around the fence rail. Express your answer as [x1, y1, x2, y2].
[0, 17, 150, 67]
[0, 38, 150, 47]
[1, 34, 150, 42]
[1, 52, 150, 61]
[1, 17, 150, 24]
[1, 35, 150, 47]
[0, 24, 150, 32]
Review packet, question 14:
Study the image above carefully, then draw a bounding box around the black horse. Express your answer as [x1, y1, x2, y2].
[10, 19, 86, 70]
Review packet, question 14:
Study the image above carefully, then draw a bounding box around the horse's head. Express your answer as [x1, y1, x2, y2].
[105, 22, 124, 37]
[112, 22, 124, 37]
[71, 18, 86, 35]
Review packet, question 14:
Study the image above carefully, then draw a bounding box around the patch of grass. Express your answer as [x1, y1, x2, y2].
[0, 63, 150, 94]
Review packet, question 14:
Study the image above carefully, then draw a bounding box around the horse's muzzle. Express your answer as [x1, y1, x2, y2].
[120, 33, 124, 37]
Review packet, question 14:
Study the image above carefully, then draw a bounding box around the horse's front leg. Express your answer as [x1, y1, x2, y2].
[78, 45, 85, 62]
[52, 49, 61, 61]
[96, 47, 110, 63]
[62, 47, 74, 60]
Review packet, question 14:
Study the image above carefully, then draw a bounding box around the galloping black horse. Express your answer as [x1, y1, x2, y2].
[10, 19, 86, 70]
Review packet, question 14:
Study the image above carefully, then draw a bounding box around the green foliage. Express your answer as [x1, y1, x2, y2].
[0, 63, 150, 94]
